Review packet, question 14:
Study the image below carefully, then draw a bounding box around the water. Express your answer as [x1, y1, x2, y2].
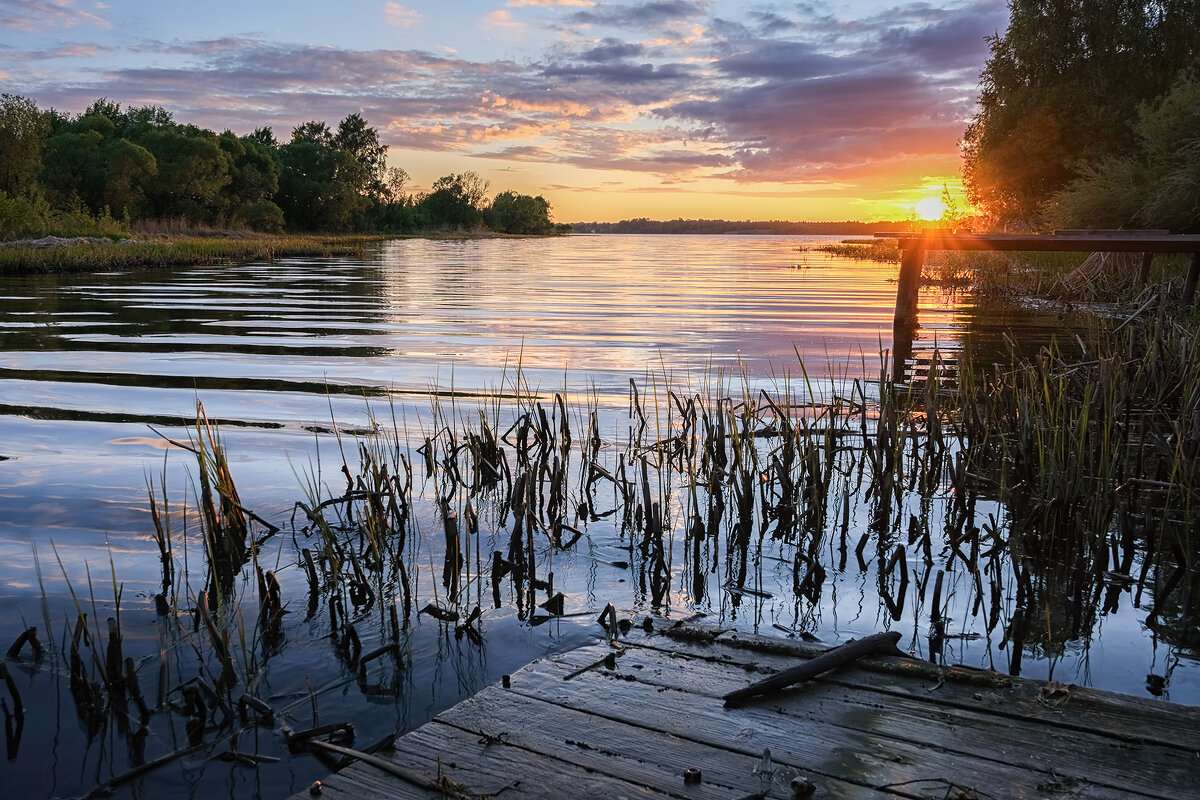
[0, 234, 1194, 799]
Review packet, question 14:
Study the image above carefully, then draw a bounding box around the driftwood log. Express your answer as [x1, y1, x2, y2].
[722, 631, 906, 707]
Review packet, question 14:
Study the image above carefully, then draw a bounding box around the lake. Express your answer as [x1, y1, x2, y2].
[0, 234, 1194, 799]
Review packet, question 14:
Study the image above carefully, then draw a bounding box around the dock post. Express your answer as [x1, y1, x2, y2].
[1139, 252, 1154, 284]
[1185, 252, 1200, 304]
[893, 239, 925, 329]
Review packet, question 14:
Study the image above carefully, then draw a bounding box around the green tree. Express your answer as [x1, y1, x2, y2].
[420, 171, 490, 229]
[487, 190, 554, 234]
[1051, 70, 1200, 231]
[0, 94, 51, 197]
[962, 0, 1200, 228]
[276, 139, 368, 230]
[223, 131, 283, 231]
[333, 112, 387, 199]
[136, 126, 233, 221]
[40, 115, 157, 216]
[291, 120, 333, 146]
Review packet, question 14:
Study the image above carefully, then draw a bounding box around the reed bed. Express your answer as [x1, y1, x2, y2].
[9, 307, 1199, 797]
[800, 238, 901, 263]
[0, 235, 377, 276]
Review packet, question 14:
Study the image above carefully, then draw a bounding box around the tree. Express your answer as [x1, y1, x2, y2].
[333, 112, 387, 199]
[0, 94, 51, 197]
[962, 0, 1200, 228]
[420, 171, 490, 229]
[1050, 70, 1200, 231]
[136, 127, 233, 221]
[276, 139, 369, 230]
[40, 114, 157, 216]
[247, 126, 278, 149]
[291, 120, 333, 147]
[487, 190, 554, 234]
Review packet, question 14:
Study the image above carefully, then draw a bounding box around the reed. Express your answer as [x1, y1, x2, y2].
[801, 238, 900, 263]
[14, 306, 1199, 796]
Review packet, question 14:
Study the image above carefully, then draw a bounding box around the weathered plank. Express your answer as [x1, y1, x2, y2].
[559, 639, 1197, 799]
[656, 625, 1200, 753]
[509, 647, 1152, 799]
[290, 623, 1200, 800]
[435, 685, 894, 799]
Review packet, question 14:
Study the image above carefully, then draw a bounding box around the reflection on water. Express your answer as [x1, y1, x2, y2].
[0, 235, 1194, 799]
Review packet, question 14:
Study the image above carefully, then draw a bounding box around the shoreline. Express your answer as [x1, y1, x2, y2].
[0, 230, 562, 276]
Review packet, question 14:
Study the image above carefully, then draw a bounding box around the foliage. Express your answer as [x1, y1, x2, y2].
[0, 94, 52, 198]
[486, 190, 554, 234]
[1050, 70, 1200, 231]
[418, 171, 491, 229]
[0, 189, 127, 240]
[277, 139, 369, 231]
[0, 94, 565, 238]
[962, 0, 1200, 229]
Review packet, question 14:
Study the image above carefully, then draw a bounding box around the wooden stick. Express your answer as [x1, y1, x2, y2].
[722, 631, 905, 707]
[299, 737, 473, 799]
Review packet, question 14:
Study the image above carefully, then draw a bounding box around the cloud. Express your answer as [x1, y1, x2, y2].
[5, 0, 1002, 200]
[566, 1, 709, 29]
[0, 0, 111, 32]
[578, 38, 645, 63]
[485, 9, 525, 31]
[384, 3, 421, 28]
[508, 0, 595, 6]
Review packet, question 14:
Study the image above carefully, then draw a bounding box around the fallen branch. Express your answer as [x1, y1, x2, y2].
[723, 631, 906, 707]
[297, 737, 475, 799]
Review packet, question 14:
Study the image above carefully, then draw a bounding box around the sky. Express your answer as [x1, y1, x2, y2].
[0, 0, 1009, 223]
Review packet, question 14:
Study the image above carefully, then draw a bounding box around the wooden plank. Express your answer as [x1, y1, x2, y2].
[655, 625, 1200, 754]
[571, 640, 1198, 799]
[434, 684, 895, 799]
[298, 720, 680, 799]
[508, 646, 1156, 800]
[291, 623, 1200, 800]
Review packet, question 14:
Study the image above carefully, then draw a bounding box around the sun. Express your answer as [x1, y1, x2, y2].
[914, 196, 946, 221]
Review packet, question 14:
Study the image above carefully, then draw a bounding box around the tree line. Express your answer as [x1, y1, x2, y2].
[0, 96, 565, 238]
[962, 0, 1200, 232]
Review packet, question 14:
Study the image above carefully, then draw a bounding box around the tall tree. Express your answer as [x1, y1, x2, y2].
[40, 114, 157, 216]
[1051, 70, 1200, 231]
[962, 0, 1200, 228]
[277, 139, 368, 230]
[333, 112, 387, 199]
[0, 94, 51, 197]
[420, 172, 490, 229]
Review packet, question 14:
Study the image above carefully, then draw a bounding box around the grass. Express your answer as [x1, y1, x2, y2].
[801, 238, 901, 263]
[0, 234, 380, 275]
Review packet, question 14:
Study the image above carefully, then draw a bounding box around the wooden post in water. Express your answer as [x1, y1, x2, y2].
[894, 239, 925, 329]
[892, 238, 924, 382]
[1185, 252, 1200, 304]
[1139, 252, 1154, 284]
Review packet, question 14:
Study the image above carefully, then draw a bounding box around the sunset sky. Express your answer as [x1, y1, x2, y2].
[1, 0, 1009, 222]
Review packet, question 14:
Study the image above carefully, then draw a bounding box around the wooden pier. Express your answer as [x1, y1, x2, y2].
[289, 619, 1200, 800]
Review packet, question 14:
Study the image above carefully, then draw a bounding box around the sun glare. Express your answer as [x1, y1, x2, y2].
[914, 196, 946, 221]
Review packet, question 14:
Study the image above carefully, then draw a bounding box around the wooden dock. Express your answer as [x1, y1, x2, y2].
[291, 619, 1200, 799]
